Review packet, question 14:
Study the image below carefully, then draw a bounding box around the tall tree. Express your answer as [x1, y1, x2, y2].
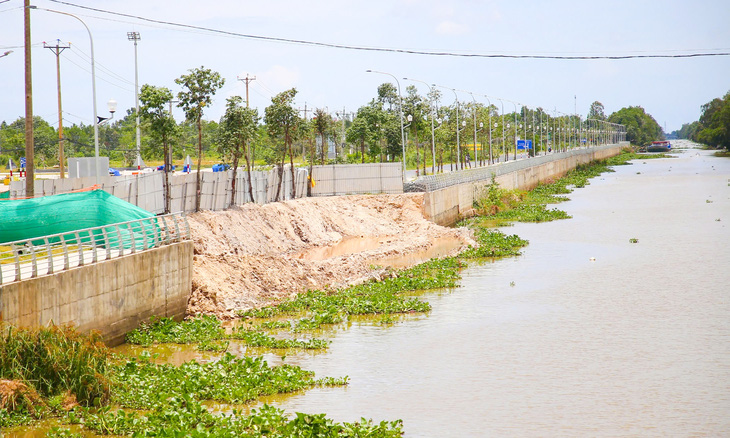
[175, 66, 225, 212]
[313, 108, 331, 164]
[587, 101, 607, 121]
[694, 91, 730, 150]
[139, 84, 177, 213]
[264, 88, 300, 201]
[217, 96, 259, 205]
[608, 106, 662, 147]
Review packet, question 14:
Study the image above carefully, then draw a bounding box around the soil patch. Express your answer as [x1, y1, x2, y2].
[187, 194, 473, 318]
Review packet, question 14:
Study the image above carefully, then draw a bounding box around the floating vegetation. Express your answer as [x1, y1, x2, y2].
[468, 150, 664, 229]
[111, 352, 342, 409]
[73, 399, 403, 437]
[629, 238, 639, 243]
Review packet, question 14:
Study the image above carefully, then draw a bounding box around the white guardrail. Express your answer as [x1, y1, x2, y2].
[0, 213, 190, 285]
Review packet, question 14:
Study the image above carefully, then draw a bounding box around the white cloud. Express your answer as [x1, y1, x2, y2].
[435, 20, 470, 35]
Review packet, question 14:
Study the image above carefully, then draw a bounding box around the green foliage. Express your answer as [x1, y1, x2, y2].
[112, 352, 337, 409]
[75, 399, 403, 437]
[691, 90, 730, 150]
[175, 67, 226, 125]
[0, 324, 112, 424]
[587, 101, 607, 120]
[460, 229, 528, 258]
[608, 106, 663, 146]
[126, 315, 225, 346]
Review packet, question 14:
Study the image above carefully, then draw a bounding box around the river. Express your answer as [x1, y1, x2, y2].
[5, 143, 729, 437]
[267, 142, 730, 436]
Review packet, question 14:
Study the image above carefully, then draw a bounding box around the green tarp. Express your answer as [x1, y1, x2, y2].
[0, 189, 157, 247]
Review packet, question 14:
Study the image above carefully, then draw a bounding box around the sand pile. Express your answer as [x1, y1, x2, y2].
[186, 194, 472, 318]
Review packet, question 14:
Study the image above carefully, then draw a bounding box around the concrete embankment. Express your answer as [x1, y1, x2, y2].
[422, 143, 625, 226]
[0, 143, 625, 343]
[0, 242, 192, 346]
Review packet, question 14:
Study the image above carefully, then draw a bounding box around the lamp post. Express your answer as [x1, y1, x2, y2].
[367, 70, 405, 182]
[404, 78, 437, 174]
[36, 7, 103, 184]
[497, 98, 506, 162]
[510, 101, 518, 160]
[127, 31, 143, 169]
[480, 95, 493, 164]
[435, 85, 460, 170]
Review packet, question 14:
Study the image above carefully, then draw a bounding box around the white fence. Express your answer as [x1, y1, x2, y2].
[0, 213, 189, 285]
[310, 163, 403, 196]
[10, 167, 309, 215]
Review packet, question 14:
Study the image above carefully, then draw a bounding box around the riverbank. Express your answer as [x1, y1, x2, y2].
[186, 194, 474, 318]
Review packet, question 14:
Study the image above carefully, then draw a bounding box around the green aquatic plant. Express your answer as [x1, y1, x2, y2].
[112, 353, 340, 409]
[460, 229, 528, 259]
[126, 315, 225, 346]
[75, 399, 403, 437]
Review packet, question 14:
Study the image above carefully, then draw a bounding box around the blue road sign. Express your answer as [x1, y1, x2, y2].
[20, 157, 26, 168]
[517, 140, 533, 150]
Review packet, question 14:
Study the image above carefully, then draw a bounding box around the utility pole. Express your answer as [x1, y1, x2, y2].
[45, 40, 70, 179]
[24, 0, 34, 196]
[127, 31, 142, 168]
[237, 74, 256, 108]
[299, 102, 309, 120]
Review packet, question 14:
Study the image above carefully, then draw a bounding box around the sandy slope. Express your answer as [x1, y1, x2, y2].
[186, 194, 473, 318]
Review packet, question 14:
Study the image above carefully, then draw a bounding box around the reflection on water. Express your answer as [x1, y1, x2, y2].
[375, 237, 466, 268]
[293, 235, 393, 260]
[267, 145, 730, 436]
[5, 145, 728, 437]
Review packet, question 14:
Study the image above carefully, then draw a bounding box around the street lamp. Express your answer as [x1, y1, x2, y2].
[480, 95, 494, 165]
[35, 7, 103, 183]
[97, 98, 117, 124]
[435, 85, 460, 171]
[127, 31, 144, 169]
[497, 98, 506, 162]
[404, 77, 437, 174]
[0, 50, 12, 58]
[367, 70, 406, 182]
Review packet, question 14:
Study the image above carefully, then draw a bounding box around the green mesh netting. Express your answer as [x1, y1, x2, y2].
[0, 189, 158, 249]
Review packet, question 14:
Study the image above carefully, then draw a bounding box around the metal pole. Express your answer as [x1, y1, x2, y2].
[511, 101, 517, 161]
[367, 70, 405, 182]
[128, 32, 142, 168]
[453, 89, 460, 170]
[483, 96, 493, 165]
[38, 8, 101, 184]
[498, 99, 506, 162]
[24, 1, 34, 197]
[404, 78, 437, 174]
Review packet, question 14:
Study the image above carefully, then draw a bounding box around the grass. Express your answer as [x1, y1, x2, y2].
[468, 149, 670, 228]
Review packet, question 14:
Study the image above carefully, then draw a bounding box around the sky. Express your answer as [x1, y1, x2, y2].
[1, 0, 728, 134]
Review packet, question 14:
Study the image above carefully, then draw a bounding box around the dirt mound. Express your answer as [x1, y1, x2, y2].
[187, 194, 473, 318]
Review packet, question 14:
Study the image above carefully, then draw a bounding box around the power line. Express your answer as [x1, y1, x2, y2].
[47, 0, 730, 60]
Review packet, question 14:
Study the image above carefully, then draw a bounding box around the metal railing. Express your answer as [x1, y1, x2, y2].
[406, 143, 625, 192]
[0, 213, 190, 285]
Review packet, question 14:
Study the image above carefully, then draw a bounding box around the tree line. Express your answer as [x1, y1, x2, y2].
[671, 90, 730, 150]
[1, 65, 668, 209]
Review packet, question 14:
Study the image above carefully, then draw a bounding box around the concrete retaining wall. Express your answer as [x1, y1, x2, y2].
[423, 143, 626, 226]
[0, 241, 193, 346]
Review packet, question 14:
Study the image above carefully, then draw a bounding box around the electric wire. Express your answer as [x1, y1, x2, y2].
[46, 0, 730, 60]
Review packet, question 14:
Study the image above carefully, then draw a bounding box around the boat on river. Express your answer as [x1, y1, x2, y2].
[647, 140, 671, 152]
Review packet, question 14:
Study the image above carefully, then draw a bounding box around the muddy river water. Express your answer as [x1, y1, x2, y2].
[6, 144, 729, 437]
[269, 144, 730, 436]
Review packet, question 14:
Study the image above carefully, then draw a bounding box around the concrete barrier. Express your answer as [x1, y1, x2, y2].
[422, 143, 626, 226]
[0, 241, 193, 346]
